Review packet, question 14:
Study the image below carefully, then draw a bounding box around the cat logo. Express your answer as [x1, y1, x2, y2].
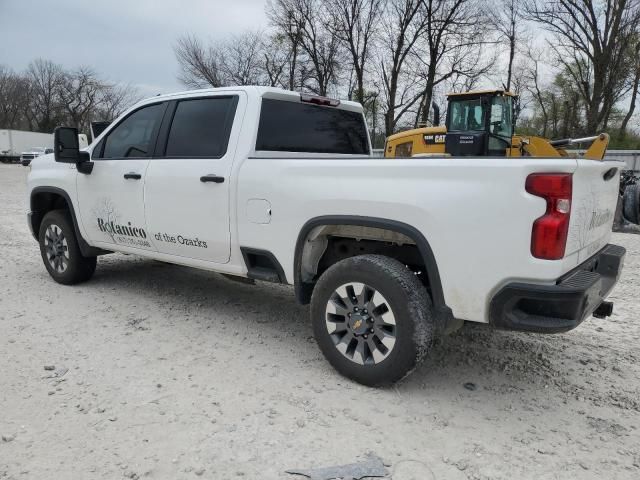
[424, 134, 446, 144]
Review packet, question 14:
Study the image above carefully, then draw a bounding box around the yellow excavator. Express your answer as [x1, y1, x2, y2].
[384, 89, 610, 160]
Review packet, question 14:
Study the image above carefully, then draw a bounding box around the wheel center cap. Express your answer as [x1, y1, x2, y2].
[349, 313, 369, 335]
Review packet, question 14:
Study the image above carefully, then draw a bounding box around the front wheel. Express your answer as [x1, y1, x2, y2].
[310, 255, 434, 386]
[38, 210, 96, 285]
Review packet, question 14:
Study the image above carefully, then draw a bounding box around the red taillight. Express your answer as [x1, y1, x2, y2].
[526, 173, 573, 260]
[300, 93, 340, 107]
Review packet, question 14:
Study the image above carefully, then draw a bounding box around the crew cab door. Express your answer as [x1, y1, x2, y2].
[143, 93, 242, 263]
[76, 102, 167, 251]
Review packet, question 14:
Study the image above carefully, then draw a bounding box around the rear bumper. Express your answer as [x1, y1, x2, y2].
[490, 244, 626, 333]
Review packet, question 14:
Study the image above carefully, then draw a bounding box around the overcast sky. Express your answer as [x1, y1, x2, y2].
[0, 0, 268, 97]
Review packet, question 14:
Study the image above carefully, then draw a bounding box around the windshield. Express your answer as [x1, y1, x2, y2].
[448, 98, 485, 131]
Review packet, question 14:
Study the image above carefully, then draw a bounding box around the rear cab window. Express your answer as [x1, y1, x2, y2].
[256, 98, 369, 155]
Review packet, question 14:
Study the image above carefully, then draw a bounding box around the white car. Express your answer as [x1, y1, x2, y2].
[26, 86, 626, 385]
[21, 147, 53, 166]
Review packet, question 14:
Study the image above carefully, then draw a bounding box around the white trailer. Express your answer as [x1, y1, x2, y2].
[0, 129, 54, 163]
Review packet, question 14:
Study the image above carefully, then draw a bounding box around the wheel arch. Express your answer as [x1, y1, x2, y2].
[294, 216, 449, 310]
[30, 186, 108, 257]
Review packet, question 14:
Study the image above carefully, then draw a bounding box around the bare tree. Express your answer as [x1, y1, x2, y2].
[27, 59, 66, 132]
[269, 0, 342, 95]
[262, 33, 291, 87]
[0, 66, 31, 129]
[489, 0, 524, 91]
[175, 30, 307, 89]
[174, 35, 225, 88]
[620, 35, 640, 136]
[58, 67, 105, 133]
[524, 47, 549, 137]
[415, 0, 493, 126]
[221, 31, 266, 85]
[1, 60, 138, 136]
[267, 0, 308, 90]
[521, 47, 587, 139]
[379, 0, 428, 135]
[327, 0, 384, 104]
[526, 0, 640, 133]
[508, 59, 532, 125]
[95, 83, 139, 122]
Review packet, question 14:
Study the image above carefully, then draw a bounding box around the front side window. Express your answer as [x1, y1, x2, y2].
[449, 98, 484, 132]
[256, 99, 369, 154]
[488, 96, 514, 153]
[100, 103, 165, 159]
[91, 139, 104, 159]
[489, 96, 513, 139]
[164, 97, 238, 158]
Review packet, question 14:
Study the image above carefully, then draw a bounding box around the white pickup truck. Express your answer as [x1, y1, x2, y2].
[26, 86, 626, 385]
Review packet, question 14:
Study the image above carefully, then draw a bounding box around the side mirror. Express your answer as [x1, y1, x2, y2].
[54, 127, 90, 164]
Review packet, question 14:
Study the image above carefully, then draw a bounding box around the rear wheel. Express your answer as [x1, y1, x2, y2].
[623, 183, 640, 225]
[310, 255, 434, 386]
[38, 210, 96, 285]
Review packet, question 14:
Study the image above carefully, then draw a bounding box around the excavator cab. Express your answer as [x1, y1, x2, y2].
[445, 90, 515, 157]
[384, 88, 609, 160]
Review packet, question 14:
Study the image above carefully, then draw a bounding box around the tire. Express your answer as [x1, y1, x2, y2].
[623, 183, 640, 225]
[38, 210, 97, 285]
[310, 254, 434, 386]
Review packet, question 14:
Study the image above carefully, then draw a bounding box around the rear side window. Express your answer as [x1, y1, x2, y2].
[165, 96, 238, 158]
[256, 99, 369, 154]
[101, 103, 165, 159]
[395, 141, 413, 157]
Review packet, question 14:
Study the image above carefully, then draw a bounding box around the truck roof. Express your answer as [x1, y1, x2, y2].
[133, 86, 364, 113]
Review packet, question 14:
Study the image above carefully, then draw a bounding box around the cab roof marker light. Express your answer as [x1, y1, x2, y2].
[300, 94, 341, 107]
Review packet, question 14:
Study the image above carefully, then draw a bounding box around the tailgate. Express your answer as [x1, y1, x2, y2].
[566, 160, 623, 263]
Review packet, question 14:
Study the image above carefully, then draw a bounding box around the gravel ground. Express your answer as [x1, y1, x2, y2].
[1, 163, 639, 480]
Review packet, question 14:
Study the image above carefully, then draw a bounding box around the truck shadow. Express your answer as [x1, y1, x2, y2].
[88, 255, 580, 396]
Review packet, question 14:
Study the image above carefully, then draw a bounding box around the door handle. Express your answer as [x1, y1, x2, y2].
[124, 172, 141, 180]
[200, 174, 225, 183]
